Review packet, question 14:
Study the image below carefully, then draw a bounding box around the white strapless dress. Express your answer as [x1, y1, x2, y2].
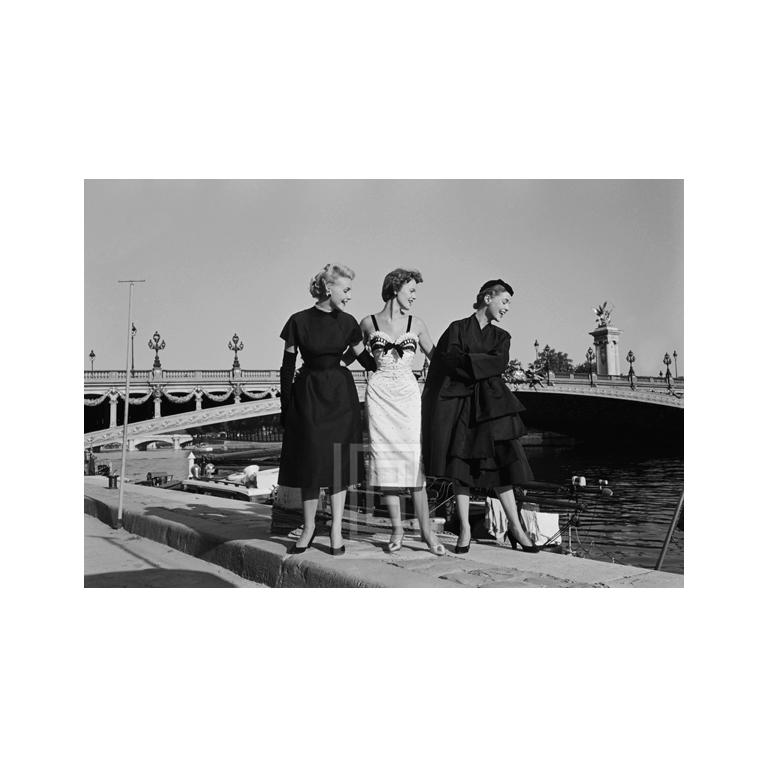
[365, 326, 425, 490]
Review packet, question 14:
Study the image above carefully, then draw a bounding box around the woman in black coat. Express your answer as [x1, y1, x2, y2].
[421, 279, 539, 554]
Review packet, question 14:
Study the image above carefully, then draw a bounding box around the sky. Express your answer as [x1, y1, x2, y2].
[84, 180, 683, 376]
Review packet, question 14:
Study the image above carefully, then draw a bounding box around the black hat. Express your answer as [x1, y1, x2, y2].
[478, 278, 514, 296]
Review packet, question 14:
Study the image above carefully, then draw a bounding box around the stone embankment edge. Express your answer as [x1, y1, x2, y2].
[83, 494, 455, 589]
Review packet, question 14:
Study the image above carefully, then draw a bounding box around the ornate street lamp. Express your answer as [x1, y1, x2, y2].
[89, 349, 95, 372]
[663, 352, 673, 392]
[586, 347, 596, 387]
[534, 339, 539, 363]
[228, 332, 244, 370]
[673, 350, 678, 379]
[626, 350, 636, 390]
[148, 331, 166, 369]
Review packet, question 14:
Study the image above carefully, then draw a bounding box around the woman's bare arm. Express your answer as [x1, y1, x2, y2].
[413, 316, 435, 360]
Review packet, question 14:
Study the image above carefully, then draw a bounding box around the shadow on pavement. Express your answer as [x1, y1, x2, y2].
[84, 569, 238, 588]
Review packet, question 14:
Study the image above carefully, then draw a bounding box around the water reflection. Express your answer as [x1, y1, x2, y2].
[526, 447, 684, 574]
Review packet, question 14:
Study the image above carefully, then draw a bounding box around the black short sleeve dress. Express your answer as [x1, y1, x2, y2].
[421, 315, 534, 489]
[278, 306, 365, 489]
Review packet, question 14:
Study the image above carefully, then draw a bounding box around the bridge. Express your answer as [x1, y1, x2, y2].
[84, 367, 683, 449]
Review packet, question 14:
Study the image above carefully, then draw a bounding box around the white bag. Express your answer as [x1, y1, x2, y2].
[520, 501, 561, 546]
[484, 496, 508, 542]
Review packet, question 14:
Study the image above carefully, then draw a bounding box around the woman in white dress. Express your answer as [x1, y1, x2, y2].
[357, 269, 446, 556]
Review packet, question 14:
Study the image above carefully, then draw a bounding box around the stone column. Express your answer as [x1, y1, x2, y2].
[109, 390, 119, 428]
[589, 326, 622, 376]
[172, 436, 182, 450]
[153, 391, 162, 419]
[195, 389, 203, 410]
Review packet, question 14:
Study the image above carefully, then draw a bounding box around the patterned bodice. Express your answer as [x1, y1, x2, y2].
[368, 315, 419, 374]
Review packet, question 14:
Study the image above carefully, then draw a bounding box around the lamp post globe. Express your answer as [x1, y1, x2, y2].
[228, 332, 244, 370]
[663, 352, 673, 392]
[148, 331, 166, 370]
[626, 350, 636, 390]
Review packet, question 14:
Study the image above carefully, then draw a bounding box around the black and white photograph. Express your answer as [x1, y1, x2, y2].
[84, 179, 683, 588]
[10, 2, 765, 766]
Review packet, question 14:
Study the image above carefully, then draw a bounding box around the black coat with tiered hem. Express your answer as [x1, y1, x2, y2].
[421, 315, 534, 489]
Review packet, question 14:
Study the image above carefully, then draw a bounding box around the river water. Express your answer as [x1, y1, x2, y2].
[90, 442, 684, 576]
[525, 447, 684, 574]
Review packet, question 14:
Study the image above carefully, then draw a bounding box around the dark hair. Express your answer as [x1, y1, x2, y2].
[473, 279, 514, 309]
[381, 268, 423, 302]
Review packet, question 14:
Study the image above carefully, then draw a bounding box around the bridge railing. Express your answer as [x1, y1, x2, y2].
[84, 368, 370, 383]
[84, 369, 681, 393]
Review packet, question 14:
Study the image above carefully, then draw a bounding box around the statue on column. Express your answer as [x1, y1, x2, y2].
[592, 301, 614, 328]
[589, 302, 621, 376]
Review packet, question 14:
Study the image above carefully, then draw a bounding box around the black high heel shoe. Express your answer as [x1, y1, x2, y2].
[288, 529, 317, 554]
[505, 531, 541, 553]
[329, 531, 345, 556]
[455, 535, 471, 554]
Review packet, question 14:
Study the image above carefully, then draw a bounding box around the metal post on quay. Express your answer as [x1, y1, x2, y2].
[131, 323, 137, 376]
[656, 491, 684, 571]
[117, 279, 145, 528]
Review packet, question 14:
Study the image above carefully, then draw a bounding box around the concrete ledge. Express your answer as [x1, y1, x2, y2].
[84, 478, 683, 588]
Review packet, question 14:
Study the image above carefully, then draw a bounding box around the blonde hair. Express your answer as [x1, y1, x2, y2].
[309, 263, 356, 298]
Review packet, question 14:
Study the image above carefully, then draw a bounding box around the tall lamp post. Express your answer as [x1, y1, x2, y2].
[534, 339, 539, 363]
[89, 349, 95, 372]
[626, 350, 636, 390]
[228, 332, 244, 370]
[117, 279, 145, 528]
[673, 350, 678, 379]
[663, 352, 673, 393]
[130, 323, 137, 376]
[149, 331, 166, 369]
[586, 347, 596, 387]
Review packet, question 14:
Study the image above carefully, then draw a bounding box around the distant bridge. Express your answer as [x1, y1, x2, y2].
[84, 368, 683, 449]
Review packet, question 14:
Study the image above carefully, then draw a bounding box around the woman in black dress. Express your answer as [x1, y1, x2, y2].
[278, 263, 374, 555]
[421, 279, 539, 554]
